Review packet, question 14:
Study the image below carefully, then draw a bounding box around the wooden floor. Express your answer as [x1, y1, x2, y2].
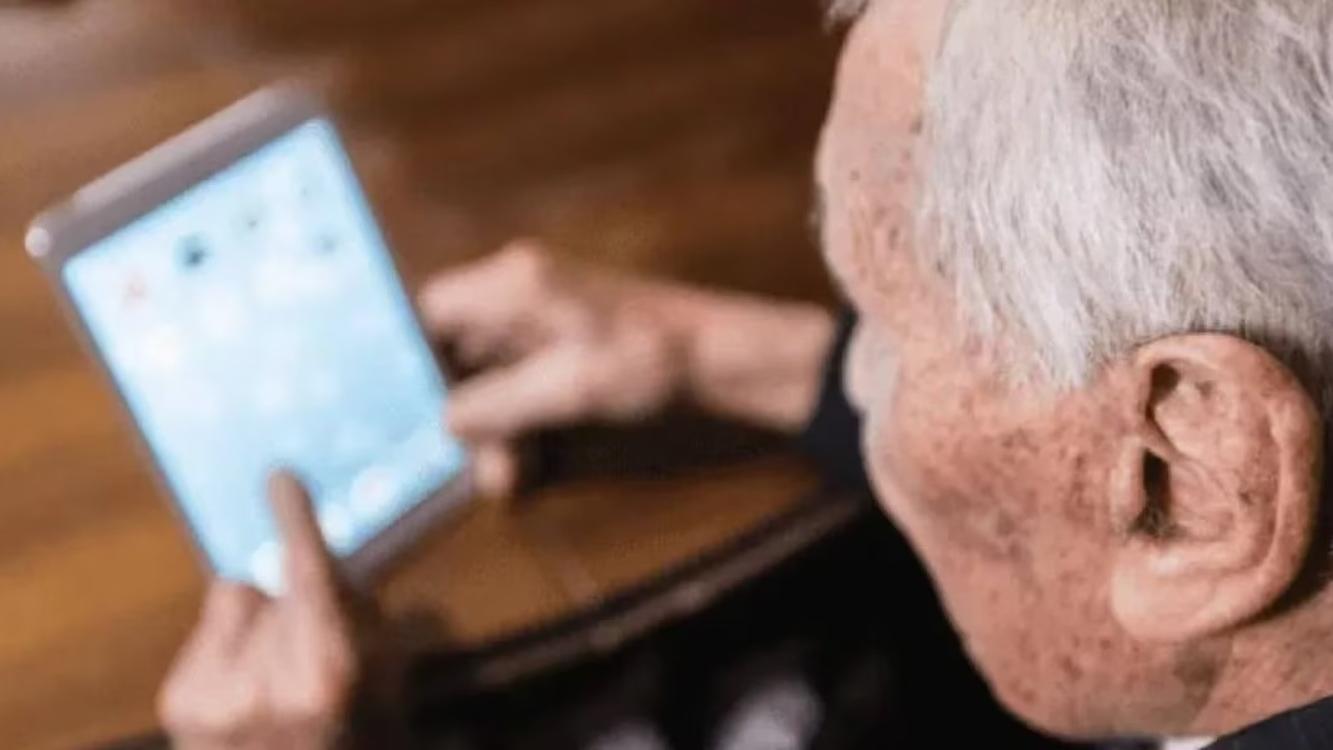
[0, 2, 841, 748]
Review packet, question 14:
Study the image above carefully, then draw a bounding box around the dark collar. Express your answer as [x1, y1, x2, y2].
[1206, 695, 1333, 749]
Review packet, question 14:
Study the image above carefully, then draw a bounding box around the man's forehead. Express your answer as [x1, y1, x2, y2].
[815, 0, 949, 307]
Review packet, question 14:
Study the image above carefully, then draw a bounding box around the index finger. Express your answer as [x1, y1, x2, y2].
[266, 471, 339, 614]
[417, 242, 547, 338]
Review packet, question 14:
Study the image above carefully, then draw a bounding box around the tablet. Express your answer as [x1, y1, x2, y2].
[26, 86, 471, 592]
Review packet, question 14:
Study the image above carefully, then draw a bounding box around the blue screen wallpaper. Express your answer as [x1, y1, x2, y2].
[63, 119, 466, 591]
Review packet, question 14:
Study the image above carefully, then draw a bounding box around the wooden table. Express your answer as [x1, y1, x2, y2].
[0, 2, 841, 747]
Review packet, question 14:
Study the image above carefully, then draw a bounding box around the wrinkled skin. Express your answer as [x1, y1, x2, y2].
[821, 5, 1187, 734]
[826, 0, 1326, 739]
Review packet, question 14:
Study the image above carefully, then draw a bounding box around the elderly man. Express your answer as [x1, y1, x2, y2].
[158, 0, 1333, 748]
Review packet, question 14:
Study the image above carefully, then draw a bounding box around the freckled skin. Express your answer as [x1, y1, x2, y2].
[873, 333, 1206, 734]
[819, 11, 1170, 729]
[820, 0, 1333, 740]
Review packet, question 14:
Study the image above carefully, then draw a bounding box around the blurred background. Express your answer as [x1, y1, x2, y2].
[0, 1, 851, 748]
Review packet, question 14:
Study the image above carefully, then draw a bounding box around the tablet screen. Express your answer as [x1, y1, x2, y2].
[62, 119, 466, 590]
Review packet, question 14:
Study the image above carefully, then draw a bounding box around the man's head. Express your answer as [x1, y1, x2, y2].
[820, 0, 1333, 739]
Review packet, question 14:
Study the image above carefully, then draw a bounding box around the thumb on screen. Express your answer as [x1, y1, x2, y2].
[266, 471, 337, 602]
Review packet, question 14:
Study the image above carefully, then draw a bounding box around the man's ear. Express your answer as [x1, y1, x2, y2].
[1107, 334, 1323, 642]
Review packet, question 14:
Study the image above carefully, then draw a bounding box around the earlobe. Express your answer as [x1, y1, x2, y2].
[1108, 335, 1322, 643]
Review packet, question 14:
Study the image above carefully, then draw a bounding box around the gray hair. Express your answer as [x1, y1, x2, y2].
[915, 0, 1333, 410]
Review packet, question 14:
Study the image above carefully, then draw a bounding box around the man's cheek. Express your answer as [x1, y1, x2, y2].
[864, 389, 1019, 559]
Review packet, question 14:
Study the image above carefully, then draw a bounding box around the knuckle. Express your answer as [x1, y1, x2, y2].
[161, 683, 260, 740]
[222, 682, 263, 722]
[501, 237, 547, 262]
[277, 647, 357, 725]
[209, 693, 262, 738]
[591, 329, 678, 418]
[320, 638, 360, 690]
[501, 240, 553, 288]
[156, 681, 192, 731]
[280, 680, 346, 726]
[157, 665, 214, 731]
[567, 352, 604, 414]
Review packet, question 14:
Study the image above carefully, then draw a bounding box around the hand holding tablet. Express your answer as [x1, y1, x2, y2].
[27, 86, 472, 590]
